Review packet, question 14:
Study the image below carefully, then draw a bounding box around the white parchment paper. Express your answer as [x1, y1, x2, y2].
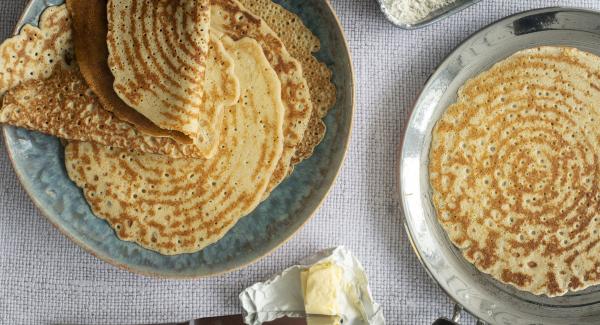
[240, 247, 385, 325]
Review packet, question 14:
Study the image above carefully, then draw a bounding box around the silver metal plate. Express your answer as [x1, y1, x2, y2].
[398, 7, 600, 324]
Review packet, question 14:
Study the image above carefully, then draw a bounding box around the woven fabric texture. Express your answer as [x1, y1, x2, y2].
[1, 0, 600, 324]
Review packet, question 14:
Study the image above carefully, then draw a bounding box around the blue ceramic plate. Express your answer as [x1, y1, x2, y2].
[3, 0, 354, 277]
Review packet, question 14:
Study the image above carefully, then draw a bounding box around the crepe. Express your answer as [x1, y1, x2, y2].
[210, 0, 313, 193]
[0, 34, 239, 159]
[65, 37, 284, 255]
[107, 0, 211, 142]
[430, 46, 600, 296]
[237, 0, 336, 166]
[0, 5, 73, 97]
[65, 0, 189, 143]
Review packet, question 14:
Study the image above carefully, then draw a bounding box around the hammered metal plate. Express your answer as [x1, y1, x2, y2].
[399, 7, 600, 324]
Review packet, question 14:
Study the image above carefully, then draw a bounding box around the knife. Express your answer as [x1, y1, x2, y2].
[63, 313, 339, 325]
[142, 315, 309, 325]
[63, 315, 314, 325]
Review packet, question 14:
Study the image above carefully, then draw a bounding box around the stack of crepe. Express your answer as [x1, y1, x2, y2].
[0, 0, 336, 255]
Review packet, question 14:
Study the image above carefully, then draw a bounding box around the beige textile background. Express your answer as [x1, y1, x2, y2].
[1, 0, 600, 324]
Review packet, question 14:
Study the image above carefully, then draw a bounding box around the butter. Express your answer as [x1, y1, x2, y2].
[240, 247, 385, 325]
[301, 261, 343, 320]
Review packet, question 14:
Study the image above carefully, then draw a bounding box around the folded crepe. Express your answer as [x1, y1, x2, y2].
[237, 0, 336, 166]
[22, 1, 330, 183]
[210, 0, 314, 194]
[0, 33, 239, 159]
[65, 37, 284, 254]
[66, 0, 189, 143]
[107, 0, 212, 144]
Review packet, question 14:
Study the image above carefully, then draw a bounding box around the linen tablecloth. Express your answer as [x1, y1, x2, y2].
[1, 0, 599, 324]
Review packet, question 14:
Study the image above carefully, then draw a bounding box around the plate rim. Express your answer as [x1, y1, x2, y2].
[2, 0, 356, 279]
[398, 6, 600, 323]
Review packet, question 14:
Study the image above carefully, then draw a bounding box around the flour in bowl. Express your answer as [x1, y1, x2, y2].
[381, 0, 457, 25]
